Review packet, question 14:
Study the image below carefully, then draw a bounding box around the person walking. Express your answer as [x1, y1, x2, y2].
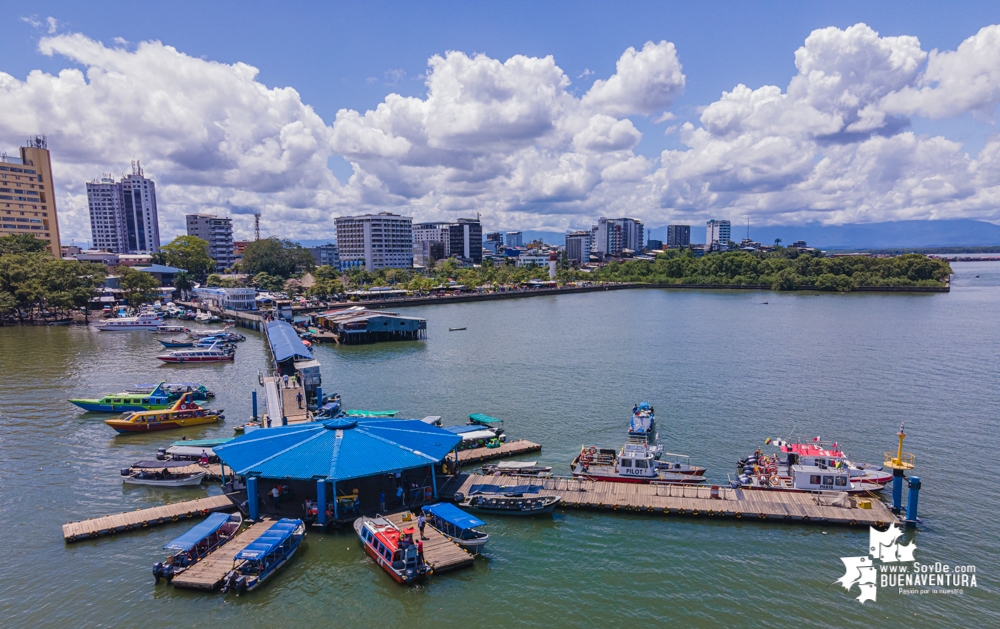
[379, 491, 386, 513]
[417, 513, 427, 539]
[396, 484, 404, 507]
[296, 391, 303, 409]
[271, 486, 281, 509]
[282, 374, 289, 388]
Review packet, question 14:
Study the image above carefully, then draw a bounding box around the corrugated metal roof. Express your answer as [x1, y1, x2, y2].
[214, 418, 461, 482]
[266, 320, 313, 363]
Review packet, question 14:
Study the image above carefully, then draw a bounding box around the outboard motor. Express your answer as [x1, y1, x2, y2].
[156, 447, 167, 460]
[153, 562, 164, 583]
[453, 492, 465, 503]
[120, 467, 131, 476]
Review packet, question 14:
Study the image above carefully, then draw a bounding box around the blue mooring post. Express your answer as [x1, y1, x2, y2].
[905, 476, 920, 527]
[317, 479, 327, 526]
[252, 390, 258, 420]
[247, 476, 259, 521]
[892, 468, 904, 512]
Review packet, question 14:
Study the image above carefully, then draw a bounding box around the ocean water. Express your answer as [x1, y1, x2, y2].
[0, 262, 996, 627]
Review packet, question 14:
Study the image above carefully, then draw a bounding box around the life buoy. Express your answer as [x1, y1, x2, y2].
[769, 476, 779, 487]
[588, 446, 597, 455]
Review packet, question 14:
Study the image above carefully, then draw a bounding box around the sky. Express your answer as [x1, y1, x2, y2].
[3, 1, 1000, 243]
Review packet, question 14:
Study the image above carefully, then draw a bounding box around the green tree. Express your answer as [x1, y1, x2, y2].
[0, 233, 49, 256]
[118, 266, 161, 307]
[206, 273, 222, 287]
[159, 236, 215, 278]
[241, 237, 315, 278]
[173, 270, 193, 300]
[252, 272, 285, 292]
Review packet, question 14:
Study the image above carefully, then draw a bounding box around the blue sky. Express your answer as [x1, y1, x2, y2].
[4, 1, 1000, 241]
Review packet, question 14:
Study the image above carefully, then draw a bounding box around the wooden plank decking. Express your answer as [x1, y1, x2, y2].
[171, 518, 275, 590]
[383, 512, 474, 574]
[441, 474, 899, 528]
[450, 439, 542, 467]
[62, 494, 238, 542]
[261, 376, 310, 425]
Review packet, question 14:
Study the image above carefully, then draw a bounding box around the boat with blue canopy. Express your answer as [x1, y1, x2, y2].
[153, 512, 242, 584]
[223, 518, 305, 594]
[468, 413, 503, 428]
[421, 503, 489, 553]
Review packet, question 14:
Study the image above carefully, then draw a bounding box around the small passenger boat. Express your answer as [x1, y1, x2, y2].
[740, 439, 893, 485]
[421, 503, 489, 553]
[353, 516, 430, 584]
[449, 327, 467, 331]
[153, 512, 243, 583]
[571, 442, 707, 484]
[156, 437, 232, 462]
[158, 338, 194, 348]
[121, 460, 207, 486]
[127, 381, 214, 401]
[70, 381, 174, 413]
[222, 519, 305, 594]
[729, 463, 885, 494]
[480, 461, 553, 476]
[94, 312, 164, 331]
[454, 487, 561, 515]
[344, 409, 398, 418]
[156, 342, 235, 363]
[104, 393, 223, 433]
[153, 325, 190, 334]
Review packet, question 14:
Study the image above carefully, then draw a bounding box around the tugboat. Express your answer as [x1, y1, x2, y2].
[571, 442, 707, 484]
[153, 513, 243, 584]
[353, 516, 429, 584]
[222, 519, 305, 594]
[104, 393, 223, 433]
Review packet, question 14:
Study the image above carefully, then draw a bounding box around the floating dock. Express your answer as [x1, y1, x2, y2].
[382, 511, 474, 574]
[62, 494, 237, 542]
[171, 518, 276, 590]
[260, 375, 311, 425]
[451, 439, 542, 467]
[441, 474, 899, 528]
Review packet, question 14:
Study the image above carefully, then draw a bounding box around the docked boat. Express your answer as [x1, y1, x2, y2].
[353, 516, 430, 584]
[480, 461, 553, 476]
[571, 442, 707, 484]
[158, 338, 194, 348]
[156, 342, 235, 363]
[121, 460, 207, 486]
[104, 393, 223, 433]
[651, 452, 706, 476]
[194, 311, 213, 323]
[740, 439, 892, 485]
[421, 503, 489, 553]
[70, 381, 174, 413]
[156, 437, 232, 462]
[153, 512, 243, 584]
[344, 409, 398, 418]
[94, 312, 164, 331]
[153, 325, 190, 334]
[729, 463, 885, 494]
[222, 519, 305, 594]
[127, 381, 214, 401]
[455, 487, 561, 515]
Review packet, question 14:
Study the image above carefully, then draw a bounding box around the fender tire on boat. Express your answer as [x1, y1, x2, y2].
[69, 535, 76, 542]
[802, 516, 810, 522]
[875, 520, 885, 529]
[707, 510, 714, 517]
[186, 512, 194, 518]
[735, 512, 742, 519]
[142, 521, 148, 528]
[171, 516, 178, 522]
[125, 524, 133, 531]
[849, 520, 857, 526]
[758, 513, 767, 520]
[691, 509, 699, 517]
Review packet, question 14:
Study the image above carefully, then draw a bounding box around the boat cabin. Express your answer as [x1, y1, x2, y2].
[468, 413, 503, 429]
[422, 503, 488, 550]
[162, 513, 241, 568]
[789, 464, 851, 491]
[233, 519, 302, 576]
[359, 518, 424, 578]
[617, 443, 659, 479]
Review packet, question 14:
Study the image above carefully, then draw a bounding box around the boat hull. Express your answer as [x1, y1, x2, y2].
[123, 472, 206, 487]
[245, 542, 301, 592]
[70, 400, 171, 412]
[462, 502, 557, 515]
[106, 416, 220, 433]
[157, 355, 234, 363]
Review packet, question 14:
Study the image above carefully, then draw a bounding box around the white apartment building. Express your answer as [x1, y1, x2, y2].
[87, 177, 127, 253]
[192, 286, 257, 311]
[706, 219, 731, 251]
[86, 163, 160, 253]
[335, 212, 413, 271]
[505, 231, 523, 248]
[186, 214, 235, 270]
[413, 222, 452, 257]
[565, 231, 592, 263]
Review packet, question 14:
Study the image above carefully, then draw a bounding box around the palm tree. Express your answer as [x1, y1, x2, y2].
[774, 238, 782, 247]
[173, 270, 193, 301]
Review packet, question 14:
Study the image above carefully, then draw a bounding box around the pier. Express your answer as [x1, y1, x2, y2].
[260, 375, 311, 425]
[450, 439, 543, 467]
[441, 474, 899, 528]
[171, 518, 276, 590]
[62, 494, 238, 542]
[382, 511, 474, 574]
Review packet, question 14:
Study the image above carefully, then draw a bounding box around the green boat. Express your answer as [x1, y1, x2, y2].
[469, 413, 503, 427]
[69, 381, 213, 413]
[344, 409, 399, 418]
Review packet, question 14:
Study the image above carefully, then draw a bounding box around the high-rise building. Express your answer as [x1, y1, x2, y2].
[706, 219, 731, 251]
[593, 217, 639, 257]
[307, 243, 340, 268]
[505, 231, 523, 248]
[86, 162, 160, 254]
[335, 212, 413, 271]
[666, 225, 691, 248]
[413, 222, 452, 257]
[186, 214, 234, 270]
[565, 231, 592, 263]
[0, 137, 61, 258]
[484, 232, 503, 255]
[614, 218, 644, 253]
[448, 218, 482, 263]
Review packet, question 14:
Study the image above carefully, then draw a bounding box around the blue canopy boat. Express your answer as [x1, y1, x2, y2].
[158, 338, 194, 348]
[223, 518, 305, 594]
[421, 503, 489, 553]
[153, 512, 242, 584]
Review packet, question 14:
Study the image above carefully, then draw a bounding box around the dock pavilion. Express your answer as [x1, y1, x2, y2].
[214, 418, 461, 526]
[265, 319, 321, 406]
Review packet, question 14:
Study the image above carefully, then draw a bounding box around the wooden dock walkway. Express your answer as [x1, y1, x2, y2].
[441, 474, 899, 528]
[383, 512, 474, 574]
[450, 439, 542, 467]
[171, 518, 275, 590]
[261, 376, 310, 425]
[62, 494, 238, 542]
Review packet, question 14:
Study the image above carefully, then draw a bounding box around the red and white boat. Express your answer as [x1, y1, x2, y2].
[156, 342, 235, 363]
[353, 516, 429, 585]
[730, 462, 885, 494]
[571, 442, 707, 484]
[740, 439, 892, 485]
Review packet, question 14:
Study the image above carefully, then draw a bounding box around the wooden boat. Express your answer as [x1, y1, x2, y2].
[571, 442, 707, 484]
[121, 461, 207, 486]
[480, 461, 552, 476]
[158, 338, 194, 348]
[222, 519, 305, 594]
[94, 312, 163, 331]
[153, 512, 243, 584]
[70, 381, 174, 412]
[421, 503, 489, 553]
[104, 393, 223, 433]
[353, 516, 429, 584]
[156, 342, 235, 363]
[454, 488, 561, 515]
[729, 463, 885, 494]
[449, 327, 467, 331]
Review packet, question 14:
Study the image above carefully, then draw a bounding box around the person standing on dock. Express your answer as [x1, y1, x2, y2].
[282, 374, 289, 388]
[417, 513, 426, 539]
[379, 491, 386, 513]
[396, 484, 404, 507]
[296, 391, 303, 409]
[271, 485, 281, 508]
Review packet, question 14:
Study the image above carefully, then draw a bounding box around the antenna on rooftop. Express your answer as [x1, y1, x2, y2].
[747, 216, 750, 240]
[254, 212, 261, 241]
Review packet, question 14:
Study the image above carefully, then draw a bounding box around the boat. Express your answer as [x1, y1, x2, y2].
[353, 516, 430, 584]
[728, 463, 885, 494]
[627, 402, 663, 458]
[104, 393, 223, 433]
[69, 381, 176, 412]
[449, 327, 467, 331]
[153, 512, 243, 584]
[126, 381, 214, 401]
[480, 461, 553, 476]
[121, 460, 207, 486]
[155, 437, 232, 462]
[94, 312, 164, 331]
[421, 503, 489, 553]
[650, 452, 705, 476]
[158, 338, 194, 348]
[153, 325, 190, 334]
[156, 342, 235, 363]
[222, 519, 305, 594]
[454, 485, 561, 515]
[194, 311, 213, 323]
[344, 409, 398, 418]
[739, 439, 893, 485]
[571, 442, 707, 484]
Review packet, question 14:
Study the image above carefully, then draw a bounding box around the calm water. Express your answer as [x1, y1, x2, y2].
[1, 263, 998, 627]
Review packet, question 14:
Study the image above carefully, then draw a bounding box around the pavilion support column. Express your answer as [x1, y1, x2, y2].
[333, 480, 339, 520]
[247, 476, 259, 521]
[317, 479, 327, 526]
[431, 463, 438, 499]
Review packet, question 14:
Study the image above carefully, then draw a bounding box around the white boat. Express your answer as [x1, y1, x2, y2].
[480, 460, 553, 476]
[572, 442, 706, 484]
[729, 463, 884, 494]
[95, 312, 164, 331]
[194, 310, 213, 323]
[421, 503, 489, 553]
[741, 440, 893, 485]
[121, 465, 207, 487]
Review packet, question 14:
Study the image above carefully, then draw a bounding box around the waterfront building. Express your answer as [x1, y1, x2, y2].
[335, 212, 413, 271]
[485, 232, 504, 255]
[316, 308, 427, 344]
[186, 214, 235, 270]
[86, 162, 160, 254]
[448, 218, 483, 263]
[667, 225, 691, 248]
[191, 286, 257, 311]
[308, 243, 340, 268]
[516, 252, 552, 267]
[413, 240, 445, 267]
[706, 220, 731, 252]
[565, 231, 592, 264]
[0, 137, 62, 258]
[413, 221, 452, 257]
[505, 231, 523, 248]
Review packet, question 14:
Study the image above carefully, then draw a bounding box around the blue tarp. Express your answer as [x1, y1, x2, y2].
[468, 484, 542, 496]
[265, 320, 313, 363]
[236, 519, 301, 560]
[164, 513, 231, 551]
[422, 503, 485, 530]
[443, 425, 483, 435]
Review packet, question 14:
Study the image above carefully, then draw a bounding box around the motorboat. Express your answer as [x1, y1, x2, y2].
[156, 342, 235, 363]
[155, 437, 232, 462]
[729, 463, 885, 494]
[70, 381, 174, 412]
[158, 338, 194, 348]
[126, 381, 214, 401]
[454, 487, 561, 515]
[344, 409, 398, 418]
[740, 439, 893, 485]
[353, 516, 429, 584]
[571, 442, 707, 484]
[222, 519, 305, 594]
[104, 393, 223, 433]
[194, 311, 213, 323]
[651, 452, 706, 476]
[121, 460, 207, 486]
[421, 503, 489, 553]
[480, 461, 553, 476]
[94, 312, 164, 331]
[153, 512, 243, 584]
[154, 325, 190, 334]
[628, 402, 662, 458]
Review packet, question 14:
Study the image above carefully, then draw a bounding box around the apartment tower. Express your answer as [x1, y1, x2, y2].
[0, 137, 61, 257]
